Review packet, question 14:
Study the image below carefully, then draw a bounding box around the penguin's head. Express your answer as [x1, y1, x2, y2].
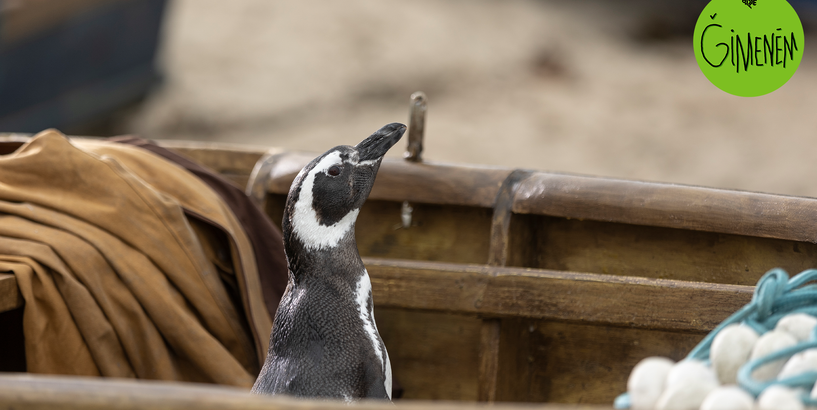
[285, 123, 406, 251]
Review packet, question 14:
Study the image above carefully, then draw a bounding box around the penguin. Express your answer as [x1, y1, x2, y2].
[252, 122, 406, 401]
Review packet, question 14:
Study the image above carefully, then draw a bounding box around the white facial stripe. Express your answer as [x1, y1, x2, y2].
[355, 271, 388, 383]
[359, 159, 379, 167]
[291, 151, 359, 250]
[312, 151, 343, 175]
[348, 151, 379, 167]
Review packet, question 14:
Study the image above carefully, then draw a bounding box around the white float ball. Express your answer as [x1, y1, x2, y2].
[757, 385, 804, 410]
[627, 356, 675, 410]
[699, 385, 755, 410]
[654, 360, 719, 410]
[750, 330, 798, 381]
[779, 348, 817, 380]
[665, 359, 719, 388]
[776, 313, 817, 342]
[711, 324, 760, 384]
[654, 379, 717, 410]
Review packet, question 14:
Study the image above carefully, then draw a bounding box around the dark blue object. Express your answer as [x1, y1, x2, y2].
[0, 0, 167, 133]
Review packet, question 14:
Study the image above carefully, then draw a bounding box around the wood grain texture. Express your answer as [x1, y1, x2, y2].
[375, 309, 481, 401]
[477, 320, 501, 402]
[488, 170, 533, 267]
[357, 201, 493, 264]
[365, 258, 753, 332]
[0, 374, 607, 410]
[261, 152, 512, 208]
[244, 150, 288, 208]
[482, 171, 532, 402]
[496, 320, 703, 404]
[514, 216, 817, 285]
[157, 141, 268, 174]
[513, 172, 817, 243]
[0, 273, 22, 313]
[159, 141, 275, 190]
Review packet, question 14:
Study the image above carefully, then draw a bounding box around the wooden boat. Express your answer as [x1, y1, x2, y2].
[3, 123, 817, 409]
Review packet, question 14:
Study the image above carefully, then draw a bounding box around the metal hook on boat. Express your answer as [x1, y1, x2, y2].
[404, 91, 426, 162]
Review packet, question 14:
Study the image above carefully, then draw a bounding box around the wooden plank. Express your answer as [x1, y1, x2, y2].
[0, 374, 608, 410]
[157, 140, 271, 177]
[375, 309, 481, 401]
[488, 170, 533, 267]
[510, 215, 817, 285]
[261, 153, 512, 208]
[477, 320, 501, 402]
[496, 319, 703, 404]
[365, 258, 753, 332]
[357, 201, 493, 265]
[513, 172, 817, 243]
[0, 273, 22, 313]
[481, 170, 532, 402]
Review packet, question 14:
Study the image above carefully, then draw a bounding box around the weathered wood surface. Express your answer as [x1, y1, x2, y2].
[513, 172, 817, 243]
[488, 170, 533, 267]
[0, 255, 755, 332]
[356, 201, 493, 264]
[506, 215, 817, 285]
[477, 319, 502, 402]
[157, 140, 270, 188]
[375, 309, 482, 401]
[247, 147, 817, 246]
[0, 274, 22, 313]
[480, 169, 533, 402]
[0, 374, 608, 410]
[365, 258, 753, 332]
[495, 320, 703, 404]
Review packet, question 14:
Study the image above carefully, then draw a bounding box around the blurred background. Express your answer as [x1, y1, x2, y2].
[2, 0, 817, 196]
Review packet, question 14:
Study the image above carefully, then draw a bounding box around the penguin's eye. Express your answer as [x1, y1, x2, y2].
[327, 165, 342, 176]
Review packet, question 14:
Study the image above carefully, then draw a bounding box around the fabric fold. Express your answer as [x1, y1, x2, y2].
[0, 129, 274, 387]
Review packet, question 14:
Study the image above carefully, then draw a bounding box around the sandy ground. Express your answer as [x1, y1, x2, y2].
[126, 0, 817, 198]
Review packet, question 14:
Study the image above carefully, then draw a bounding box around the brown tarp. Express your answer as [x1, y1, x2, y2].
[0, 130, 272, 387]
[108, 136, 288, 320]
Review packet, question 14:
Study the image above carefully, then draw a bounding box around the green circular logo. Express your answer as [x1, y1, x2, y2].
[693, 0, 804, 97]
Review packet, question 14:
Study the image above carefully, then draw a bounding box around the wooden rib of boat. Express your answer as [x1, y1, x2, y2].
[3, 133, 817, 409]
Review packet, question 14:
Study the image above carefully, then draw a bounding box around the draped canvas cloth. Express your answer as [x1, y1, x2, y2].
[0, 130, 272, 387]
[108, 136, 289, 321]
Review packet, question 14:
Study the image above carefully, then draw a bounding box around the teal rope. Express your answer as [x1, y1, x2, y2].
[615, 268, 817, 409]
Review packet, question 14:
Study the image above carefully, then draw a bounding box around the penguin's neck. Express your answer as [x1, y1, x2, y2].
[283, 223, 366, 285]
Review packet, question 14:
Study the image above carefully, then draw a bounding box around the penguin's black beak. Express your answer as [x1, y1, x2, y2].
[356, 123, 406, 162]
